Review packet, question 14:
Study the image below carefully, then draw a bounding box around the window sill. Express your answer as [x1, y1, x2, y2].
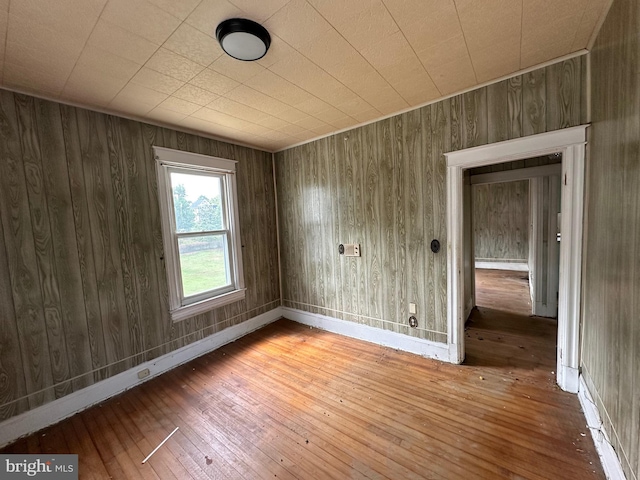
[170, 288, 246, 322]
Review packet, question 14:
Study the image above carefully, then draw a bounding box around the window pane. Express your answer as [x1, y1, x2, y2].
[170, 172, 224, 233]
[178, 235, 230, 298]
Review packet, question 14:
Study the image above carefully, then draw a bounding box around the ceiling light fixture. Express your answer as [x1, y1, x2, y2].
[216, 18, 271, 61]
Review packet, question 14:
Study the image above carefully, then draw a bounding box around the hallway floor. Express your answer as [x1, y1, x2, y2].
[467, 268, 556, 370]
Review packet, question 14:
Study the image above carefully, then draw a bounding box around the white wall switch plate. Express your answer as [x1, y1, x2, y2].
[409, 303, 417, 314]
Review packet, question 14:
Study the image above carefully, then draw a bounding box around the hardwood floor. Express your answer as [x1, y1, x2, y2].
[474, 268, 533, 315]
[1, 273, 604, 479]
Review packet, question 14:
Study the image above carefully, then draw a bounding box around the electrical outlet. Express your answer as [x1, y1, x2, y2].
[343, 243, 361, 257]
[137, 368, 150, 380]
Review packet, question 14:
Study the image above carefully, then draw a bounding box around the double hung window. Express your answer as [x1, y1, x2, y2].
[154, 147, 245, 322]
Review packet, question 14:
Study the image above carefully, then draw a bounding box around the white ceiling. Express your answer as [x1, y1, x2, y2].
[0, 0, 611, 152]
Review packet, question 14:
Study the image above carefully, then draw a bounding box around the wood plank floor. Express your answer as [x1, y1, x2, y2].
[1, 270, 604, 479]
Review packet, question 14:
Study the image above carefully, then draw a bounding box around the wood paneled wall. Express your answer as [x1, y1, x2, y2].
[276, 56, 586, 342]
[582, 0, 640, 477]
[0, 90, 280, 422]
[472, 180, 529, 263]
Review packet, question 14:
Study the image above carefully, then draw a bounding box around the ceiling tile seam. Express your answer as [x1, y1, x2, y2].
[451, 0, 478, 84]
[240, 106, 319, 136]
[209, 83, 320, 134]
[112, 46, 226, 107]
[97, 28, 184, 108]
[0, 0, 9, 84]
[188, 105, 299, 139]
[152, 0, 203, 23]
[257, 13, 382, 117]
[568, 7, 588, 53]
[225, 24, 381, 119]
[263, 65, 361, 124]
[225, 83, 300, 119]
[252, 0, 294, 24]
[303, 1, 411, 108]
[100, 4, 198, 107]
[218, 84, 282, 118]
[199, 107, 285, 136]
[379, 0, 442, 97]
[519, 0, 524, 69]
[162, 41, 220, 70]
[59, 0, 112, 97]
[264, 46, 382, 120]
[143, 48, 207, 84]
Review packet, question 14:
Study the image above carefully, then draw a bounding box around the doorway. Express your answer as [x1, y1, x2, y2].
[444, 126, 588, 392]
[468, 159, 562, 318]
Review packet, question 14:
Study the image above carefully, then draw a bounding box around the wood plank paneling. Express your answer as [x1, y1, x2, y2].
[60, 104, 108, 382]
[15, 95, 71, 399]
[546, 57, 582, 131]
[0, 91, 53, 409]
[582, 0, 640, 478]
[507, 75, 523, 140]
[430, 99, 450, 334]
[362, 123, 381, 322]
[0, 207, 29, 420]
[77, 108, 131, 376]
[472, 181, 529, 263]
[403, 109, 425, 335]
[276, 57, 586, 343]
[379, 119, 397, 329]
[0, 89, 280, 422]
[487, 80, 509, 144]
[523, 69, 546, 136]
[35, 99, 93, 392]
[462, 88, 488, 148]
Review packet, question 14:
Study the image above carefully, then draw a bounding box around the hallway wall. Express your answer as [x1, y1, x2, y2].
[472, 180, 529, 265]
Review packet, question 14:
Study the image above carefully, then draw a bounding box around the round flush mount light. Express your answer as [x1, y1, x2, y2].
[216, 18, 271, 61]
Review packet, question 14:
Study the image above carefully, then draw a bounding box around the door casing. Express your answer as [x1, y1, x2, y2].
[444, 125, 588, 393]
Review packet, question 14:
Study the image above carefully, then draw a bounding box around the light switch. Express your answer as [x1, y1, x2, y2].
[409, 303, 417, 314]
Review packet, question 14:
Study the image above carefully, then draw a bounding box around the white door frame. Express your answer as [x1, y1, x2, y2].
[444, 125, 588, 393]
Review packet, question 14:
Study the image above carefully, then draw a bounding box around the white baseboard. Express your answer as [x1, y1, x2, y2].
[6, 302, 623, 480]
[558, 365, 579, 393]
[281, 307, 453, 362]
[578, 376, 627, 480]
[0, 307, 283, 449]
[533, 301, 559, 319]
[475, 261, 529, 272]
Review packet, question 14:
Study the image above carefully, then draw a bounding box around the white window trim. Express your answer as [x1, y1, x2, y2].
[154, 146, 245, 323]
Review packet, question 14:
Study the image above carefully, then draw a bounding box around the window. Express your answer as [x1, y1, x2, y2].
[154, 146, 245, 322]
